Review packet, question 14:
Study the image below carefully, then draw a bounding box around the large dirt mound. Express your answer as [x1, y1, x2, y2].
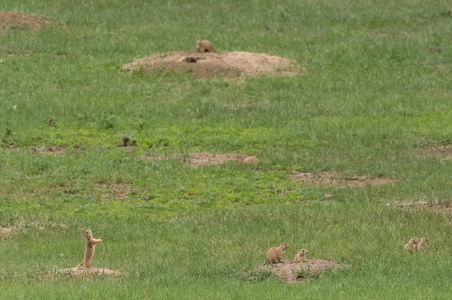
[0, 11, 51, 32]
[122, 51, 300, 78]
[260, 259, 344, 284]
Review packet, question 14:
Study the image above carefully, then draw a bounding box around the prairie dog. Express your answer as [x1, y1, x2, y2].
[196, 40, 214, 53]
[261, 243, 289, 267]
[243, 156, 259, 165]
[77, 229, 104, 269]
[293, 249, 308, 263]
[404, 237, 419, 251]
[417, 237, 429, 251]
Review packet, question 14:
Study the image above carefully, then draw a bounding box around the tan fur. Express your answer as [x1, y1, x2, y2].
[77, 229, 103, 269]
[196, 40, 214, 53]
[243, 156, 259, 165]
[417, 237, 429, 251]
[261, 243, 289, 267]
[293, 249, 308, 263]
[404, 237, 419, 251]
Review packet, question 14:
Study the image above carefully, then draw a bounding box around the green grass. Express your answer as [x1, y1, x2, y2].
[0, 0, 452, 298]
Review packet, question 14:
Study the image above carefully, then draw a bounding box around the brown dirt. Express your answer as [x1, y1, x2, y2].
[260, 259, 344, 284]
[0, 11, 51, 32]
[420, 145, 452, 158]
[1, 222, 67, 234]
[146, 153, 253, 168]
[290, 171, 395, 187]
[29, 146, 64, 155]
[429, 47, 442, 53]
[395, 201, 452, 213]
[122, 50, 301, 78]
[1, 145, 20, 151]
[46, 267, 120, 278]
[2, 146, 85, 154]
[96, 183, 143, 202]
[0, 226, 14, 234]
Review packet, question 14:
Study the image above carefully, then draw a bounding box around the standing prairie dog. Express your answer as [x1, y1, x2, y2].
[261, 243, 289, 267]
[196, 40, 214, 53]
[293, 249, 308, 263]
[404, 237, 419, 251]
[417, 237, 429, 251]
[77, 229, 104, 269]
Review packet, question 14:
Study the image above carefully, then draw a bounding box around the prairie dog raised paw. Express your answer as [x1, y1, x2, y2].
[76, 229, 104, 269]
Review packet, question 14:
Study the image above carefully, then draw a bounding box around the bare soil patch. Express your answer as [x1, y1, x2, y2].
[122, 51, 300, 78]
[1, 145, 20, 151]
[2, 145, 84, 154]
[0, 11, 51, 32]
[96, 183, 144, 202]
[395, 201, 452, 213]
[46, 267, 120, 278]
[29, 146, 64, 155]
[260, 259, 344, 284]
[0, 226, 14, 235]
[420, 145, 452, 158]
[290, 171, 395, 187]
[145, 153, 254, 168]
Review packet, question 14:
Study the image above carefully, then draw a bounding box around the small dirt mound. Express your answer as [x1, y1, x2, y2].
[145, 153, 254, 168]
[0, 11, 51, 32]
[290, 171, 395, 187]
[122, 51, 300, 78]
[260, 259, 344, 284]
[46, 267, 120, 278]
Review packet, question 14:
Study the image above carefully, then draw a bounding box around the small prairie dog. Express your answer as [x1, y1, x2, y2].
[417, 237, 429, 251]
[243, 156, 259, 165]
[293, 249, 308, 263]
[77, 229, 104, 269]
[261, 243, 289, 267]
[404, 237, 419, 251]
[196, 40, 214, 53]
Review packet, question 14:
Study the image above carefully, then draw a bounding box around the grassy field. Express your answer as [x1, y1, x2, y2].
[1, 0, 451, 298]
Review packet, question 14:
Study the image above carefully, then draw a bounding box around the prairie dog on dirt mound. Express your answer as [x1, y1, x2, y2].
[196, 40, 214, 53]
[417, 237, 429, 251]
[404, 237, 418, 251]
[293, 249, 308, 262]
[77, 229, 103, 269]
[261, 243, 289, 267]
